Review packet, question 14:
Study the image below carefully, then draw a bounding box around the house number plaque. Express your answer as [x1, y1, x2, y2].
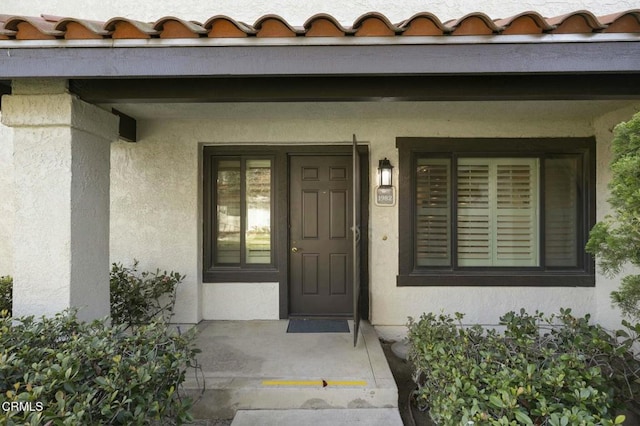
[375, 187, 396, 206]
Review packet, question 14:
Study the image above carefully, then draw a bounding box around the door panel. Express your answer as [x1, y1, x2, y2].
[290, 155, 353, 316]
[330, 191, 348, 239]
[330, 253, 347, 295]
[302, 191, 319, 238]
[302, 254, 319, 294]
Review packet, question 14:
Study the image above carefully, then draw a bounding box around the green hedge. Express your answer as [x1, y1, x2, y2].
[0, 262, 198, 424]
[110, 261, 185, 329]
[0, 310, 199, 425]
[408, 309, 640, 426]
[0, 275, 11, 315]
[1, 261, 184, 327]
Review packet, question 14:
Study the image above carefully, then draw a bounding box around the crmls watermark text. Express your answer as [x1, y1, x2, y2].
[2, 401, 44, 412]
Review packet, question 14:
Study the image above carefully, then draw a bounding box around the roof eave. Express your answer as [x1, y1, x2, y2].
[0, 35, 638, 79]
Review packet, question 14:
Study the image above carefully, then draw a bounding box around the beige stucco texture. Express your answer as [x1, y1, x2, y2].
[103, 100, 640, 331]
[0, 113, 13, 276]
[1, 80, 118, 321]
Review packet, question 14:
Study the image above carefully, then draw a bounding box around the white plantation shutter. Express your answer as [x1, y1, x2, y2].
[495, 161, 538, 266]
[457, 158, 538, 267]
[416, 159, 451, 266]
[457, 161, 491, 264]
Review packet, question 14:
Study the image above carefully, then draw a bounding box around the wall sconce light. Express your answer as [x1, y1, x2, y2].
[376, 158, 395, 206]
[378, 158, 393, 188]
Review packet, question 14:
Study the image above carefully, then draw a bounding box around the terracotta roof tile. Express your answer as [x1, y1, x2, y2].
[397, 12, 450, 36]
[154, 17, 207, 38]
[447, 12, 503, 35]
[51, 16, 110, 39]
[204, 16, 255, 38]
[253, 15, 301, 38]
[495, 11, 555, 35]
[353, 12, 402, 36]
[600, 10, 640, 33]
[4, 16, 63, 39]
[547, 10, 606, 33]
[304, 13, 351, 37]
[0, 10, 638, 40]
[0, 15, 16, 39]
[104, 17, 158, 39]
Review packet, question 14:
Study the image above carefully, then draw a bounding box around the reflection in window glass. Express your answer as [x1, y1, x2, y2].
[416, 158, 451, 266]
[216, 160, 241, 264]
[545, 157, 579, 267]
[245, 160, 271, 264]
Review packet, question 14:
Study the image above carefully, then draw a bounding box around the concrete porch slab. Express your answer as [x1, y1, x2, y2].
[184, 320, 398, 420]
[231, 408, 403, 426]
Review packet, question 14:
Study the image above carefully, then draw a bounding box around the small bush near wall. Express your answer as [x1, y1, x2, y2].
[0, 309, 198, 425]
[0, 275, 11, 315]
[587, 111, 640, 322]
[408, 309, 640, 426]
[110, 261, 185, 329]
[0, 263, 183, 326]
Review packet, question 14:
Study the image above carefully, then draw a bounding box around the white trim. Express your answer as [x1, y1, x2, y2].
[0, 33, 638, 49]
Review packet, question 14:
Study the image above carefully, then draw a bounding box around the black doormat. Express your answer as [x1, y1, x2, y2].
[287, 318, 350, 333]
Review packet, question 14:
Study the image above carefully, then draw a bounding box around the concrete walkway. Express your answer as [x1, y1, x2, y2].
[231, 408, 403, 425]
[184, 320, 400, 424]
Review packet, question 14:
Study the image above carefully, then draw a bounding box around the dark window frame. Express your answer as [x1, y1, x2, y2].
[397, 137, 596, 287]
[203, 147, 285, 283]
[211, 155, 276, 269]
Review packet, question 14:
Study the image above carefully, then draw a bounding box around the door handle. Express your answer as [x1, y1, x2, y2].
[291, 247, 300, 253]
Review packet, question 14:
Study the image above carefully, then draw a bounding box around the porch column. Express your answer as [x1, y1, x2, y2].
[1, 80, 118, 321]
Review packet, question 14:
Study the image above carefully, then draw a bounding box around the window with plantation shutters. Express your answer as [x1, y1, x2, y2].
[414, 157, 540, 268]
[457, 158, 538, 267]
[399, 137, 595, 287]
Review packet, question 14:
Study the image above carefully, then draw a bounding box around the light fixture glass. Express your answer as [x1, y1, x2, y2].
[378, 158, 393, 187]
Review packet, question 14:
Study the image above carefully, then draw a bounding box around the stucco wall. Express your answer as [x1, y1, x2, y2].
[107, 101, 640, 327]
[2, 82, 116, 320]
[110, 122, 201, 323]
[0, 117, 13, 276]
[1, 0, 634, 24]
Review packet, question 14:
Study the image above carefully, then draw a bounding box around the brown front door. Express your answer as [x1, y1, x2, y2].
[289, 155, 353, 316]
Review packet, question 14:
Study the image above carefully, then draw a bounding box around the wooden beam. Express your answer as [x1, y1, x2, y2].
[70, 74, 640, 103]
[112, 108, 137, 142]
[0, 81, 11, 110]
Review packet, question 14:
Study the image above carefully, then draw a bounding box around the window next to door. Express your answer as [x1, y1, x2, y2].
[397, 138, 596, 287]
[204, 148, 280, 282]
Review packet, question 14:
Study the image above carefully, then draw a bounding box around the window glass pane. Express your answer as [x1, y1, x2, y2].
[245, 159, 271, 264]
[416, 158, 451, 266]
[458, 158, 539, 267]
[216, 160, 241, 264]
[545, 157, 579, 267]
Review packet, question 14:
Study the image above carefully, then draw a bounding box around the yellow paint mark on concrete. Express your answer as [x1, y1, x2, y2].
[262, 380, 367, 387]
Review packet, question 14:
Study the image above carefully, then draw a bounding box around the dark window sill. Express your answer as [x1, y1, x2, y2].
[397, 273, 595, 287]
[204, 269, 280, 283]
